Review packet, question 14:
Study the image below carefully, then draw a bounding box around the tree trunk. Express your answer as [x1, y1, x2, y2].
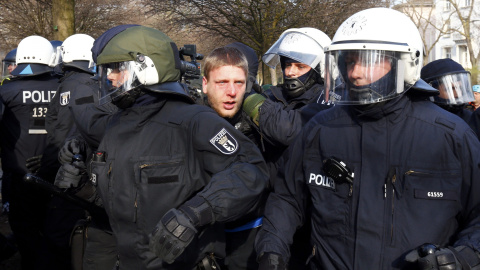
[52, 0, 75, 41]
[269, 67, 277, 86]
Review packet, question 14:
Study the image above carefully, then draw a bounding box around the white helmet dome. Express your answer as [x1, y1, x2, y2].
[323, 8, 424, 105]
[16, 36, 56, 66]
[61, 34, 94, 63]
[11, 35, 56, 76]
[262, 27, 331, 78]
[58, 34, 95, 73]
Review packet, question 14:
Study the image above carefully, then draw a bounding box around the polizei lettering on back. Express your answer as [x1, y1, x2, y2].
[23, 90, 56, 103]
[308, 173, 336, 190]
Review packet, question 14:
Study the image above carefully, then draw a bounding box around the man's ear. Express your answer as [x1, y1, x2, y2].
[202, 76, 208, 94]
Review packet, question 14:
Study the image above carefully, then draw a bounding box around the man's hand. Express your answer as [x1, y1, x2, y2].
[405, 243, 480, 270]
[58, 139, 85, 165]
[25, 155, 42, 174]
[243, 93, 266, 126]
[149, 208, 197, 264]
[54, 160, 86, 189]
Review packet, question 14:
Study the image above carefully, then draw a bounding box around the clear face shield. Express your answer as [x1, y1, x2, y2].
[428, 72, 473, 105]
[2, 61, 16, 78]
[98, 61, 142, 105]
[262, 31, 323, 73]
[324, 50, 408, 105]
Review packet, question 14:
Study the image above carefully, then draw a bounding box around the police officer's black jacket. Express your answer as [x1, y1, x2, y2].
[88, 85, 269, 269]
[257, 93, 480, 269]
[259, 83, 332, 147]
[254, 83, 332, 189]
[39, 70, 99, 180]
[0, 74, 59, 176]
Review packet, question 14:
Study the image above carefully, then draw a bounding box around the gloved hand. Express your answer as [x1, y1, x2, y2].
[58, 138, 85, 165]
[149, 196, 214, 264]
[25, 155, 42, 174]
[405, 243, 480, 270]
[149, 208, 198, 264]
[54, 160, 86, 189]
[258, 252, 287, 270]
[243, 93, 266, 126]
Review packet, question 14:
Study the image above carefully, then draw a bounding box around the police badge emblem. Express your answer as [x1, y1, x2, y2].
[60, 91, 70, 106]
[210, 128, 238, 155]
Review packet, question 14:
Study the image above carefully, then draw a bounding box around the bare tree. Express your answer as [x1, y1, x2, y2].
[143, 0, 384, 84]
[445, 0, 480, 83]
[0, 0, 142, 56]
[395, 0, 453, 64]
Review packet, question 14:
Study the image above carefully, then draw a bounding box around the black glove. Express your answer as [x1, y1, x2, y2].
[58, 138, 85, 165]
[54, 160, 86, 189]
[258, 252, 287, 270]
[405, 243, 480, 270]
[25, 155, 42, 174]
[149, 196, 214, 264]
[149, 208, 198, 264]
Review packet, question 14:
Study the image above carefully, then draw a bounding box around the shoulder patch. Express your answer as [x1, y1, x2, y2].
[59, 91, 70, 106]
[209, 128, 238, 155]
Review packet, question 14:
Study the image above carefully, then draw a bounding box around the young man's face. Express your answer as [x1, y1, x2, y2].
[346, 52, 392, 87]
[202, 65, 246, 119]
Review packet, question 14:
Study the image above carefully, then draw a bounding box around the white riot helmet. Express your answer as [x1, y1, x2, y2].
[262, 27, 331, 79]
[57, 34, 95, 73]
[11, 35, 56, 77]
[324, 8, 425, 105]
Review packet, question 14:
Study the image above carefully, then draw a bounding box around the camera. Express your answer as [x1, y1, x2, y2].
[179, 44, 203, 82]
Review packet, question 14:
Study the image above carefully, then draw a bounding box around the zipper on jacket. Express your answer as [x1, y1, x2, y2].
[384, 168, 396, 245]
[133, 191, 138, 223]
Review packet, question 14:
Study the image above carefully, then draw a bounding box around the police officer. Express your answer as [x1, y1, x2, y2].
[29, 33, 102, 270]
[2, 48, 17, 79]
[421, 58, 475, 123]
[242, 27, 333, 269]
[256, 8, 480, 269]
[54, 25, 268, 269]
[0, 35, 60, 269]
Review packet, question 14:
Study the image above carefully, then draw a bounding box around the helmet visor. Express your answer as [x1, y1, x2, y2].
[2, 61, 16, 78]
[428, 72, 473, 105]
[262, 31, 324, 71]
[324, 50, 407, 105]
[98, 61, 141, 105]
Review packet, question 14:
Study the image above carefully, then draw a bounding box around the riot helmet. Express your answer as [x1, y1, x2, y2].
[95, 25, 182, 106]
[421, 58, 474, 108]
[323, 8, 430, 105]
[2, 48, 16, 78]
[11, 35, 56, 77]
[263, 27, 331, 98]
[57, 34, 95, 74]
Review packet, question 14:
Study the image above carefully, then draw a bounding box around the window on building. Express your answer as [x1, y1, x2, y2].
[445, 0, 451, 10]
[444, 47, 452, 58]
[459, 45, 468, 67]
[465, 0, 471, 6]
